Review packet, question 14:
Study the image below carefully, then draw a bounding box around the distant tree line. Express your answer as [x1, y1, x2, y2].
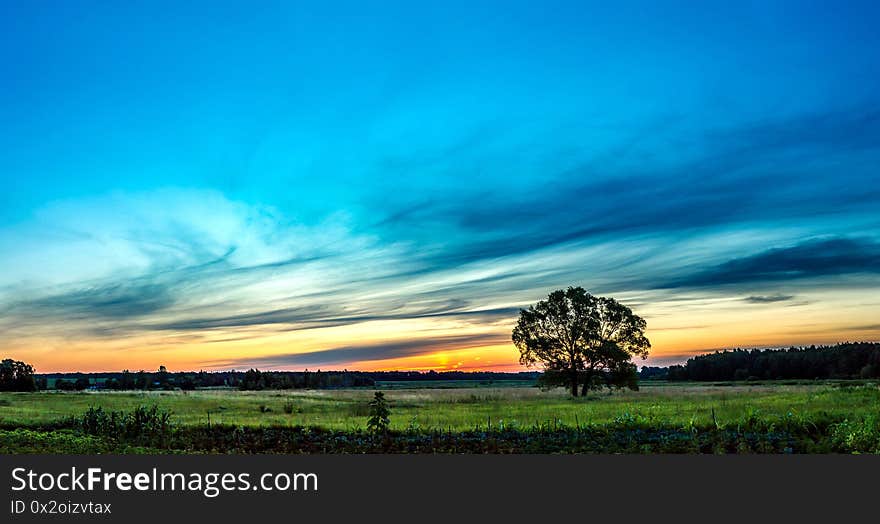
[34, 368, 540, 391]
[640, 342, 880, 381]
[237, 368, 376, 390]
[41, 368, 375, 391]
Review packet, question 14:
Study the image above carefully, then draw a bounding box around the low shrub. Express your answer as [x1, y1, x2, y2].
[830, 416, 880, 453]
[71, 405, 173, 446]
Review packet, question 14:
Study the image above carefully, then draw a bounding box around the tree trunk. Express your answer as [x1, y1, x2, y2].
[580, 370, 592, 397]
[569, 370, 579, 397]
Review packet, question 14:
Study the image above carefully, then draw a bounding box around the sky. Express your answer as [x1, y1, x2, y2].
[1, 1, 879, 373]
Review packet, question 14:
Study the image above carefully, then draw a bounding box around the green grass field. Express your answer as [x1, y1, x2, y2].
[2, 382, 879, 453]
[1, 381, 877, 430]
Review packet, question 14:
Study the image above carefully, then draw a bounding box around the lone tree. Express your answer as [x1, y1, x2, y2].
[512, 287, 650, 397]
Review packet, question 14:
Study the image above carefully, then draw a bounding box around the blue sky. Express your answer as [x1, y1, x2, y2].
[1, 1, 879, 371]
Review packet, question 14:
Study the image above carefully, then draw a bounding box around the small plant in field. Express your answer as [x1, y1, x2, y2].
[739, 408, 764, 431]
[684, 415, 699, 435]
[367, 391, 390, 434]
[258, 404, 272, 413]
[612, 411, 651, 429]
[711, 407, 724, 430]
[283, 401, 295, 414]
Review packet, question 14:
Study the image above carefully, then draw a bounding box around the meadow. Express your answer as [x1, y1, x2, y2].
[0, 381, 875, 430]
[2, 381, 879, 453]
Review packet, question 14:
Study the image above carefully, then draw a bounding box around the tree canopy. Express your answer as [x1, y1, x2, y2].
[0, 359, 37, 392]
[512, 287, 650, 396]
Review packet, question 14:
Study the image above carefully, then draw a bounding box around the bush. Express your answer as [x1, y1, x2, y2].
[831, 416, 880, 453]
[73, 405, 173, 446]
[283, 402, 295, 414]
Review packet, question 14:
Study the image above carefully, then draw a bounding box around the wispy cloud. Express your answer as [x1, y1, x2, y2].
[209, 333, 509, 369]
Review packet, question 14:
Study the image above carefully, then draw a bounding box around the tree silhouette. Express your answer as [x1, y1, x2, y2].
[0, 359, 37, 392]
[512, 287, 650, 397]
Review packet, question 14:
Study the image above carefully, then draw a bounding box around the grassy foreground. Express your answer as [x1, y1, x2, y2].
[2, 382, 879, 453]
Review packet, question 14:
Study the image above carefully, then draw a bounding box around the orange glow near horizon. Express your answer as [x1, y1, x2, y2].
[9, 322, 880, 374]
[6, 287, 879, 373]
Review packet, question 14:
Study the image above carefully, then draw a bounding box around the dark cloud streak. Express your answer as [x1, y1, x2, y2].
[150, 304, 521, 332]
[743, 294, 796, 304]
[211, 333, 509, 368]
[663, 238, 880, 288]
[10, 283, 176, 320]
